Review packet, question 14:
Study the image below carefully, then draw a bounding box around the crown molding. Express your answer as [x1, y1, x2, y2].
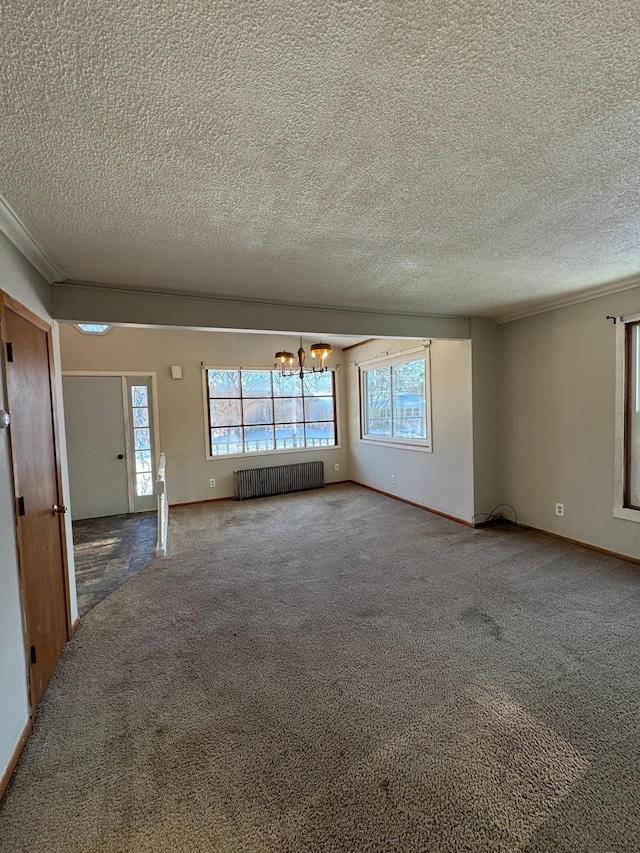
[495, 273, 640, 324]
[0, 193, 63, 283]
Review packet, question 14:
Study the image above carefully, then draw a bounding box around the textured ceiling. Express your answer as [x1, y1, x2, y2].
[1, 1, 639, 318]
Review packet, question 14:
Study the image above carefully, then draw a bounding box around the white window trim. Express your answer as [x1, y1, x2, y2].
[202, 365, 341, 461]
[358, 345, 432, 453]
[613, 312, 640, 522]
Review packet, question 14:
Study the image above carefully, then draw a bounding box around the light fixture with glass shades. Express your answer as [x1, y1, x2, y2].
[275, 337, 333, 380]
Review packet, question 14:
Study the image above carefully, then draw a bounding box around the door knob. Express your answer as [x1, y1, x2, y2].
[52, 504, 67, 515]
[117, 454, 124, 459]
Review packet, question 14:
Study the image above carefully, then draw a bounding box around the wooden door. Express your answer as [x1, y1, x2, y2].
[63, 376, 129, 519]
[1, 295, 70, 710]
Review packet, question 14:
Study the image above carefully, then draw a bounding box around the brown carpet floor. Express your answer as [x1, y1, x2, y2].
[1, 483, 639, 852]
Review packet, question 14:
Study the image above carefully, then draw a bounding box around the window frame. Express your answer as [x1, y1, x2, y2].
[614, 313, 640, 522]
[358, 347, 432, 452]
[202, 365, 339, 461]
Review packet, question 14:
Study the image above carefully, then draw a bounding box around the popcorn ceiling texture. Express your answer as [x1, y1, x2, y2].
[0, 1, 639, 317]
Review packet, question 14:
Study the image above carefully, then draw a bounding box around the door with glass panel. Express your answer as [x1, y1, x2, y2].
[126, 377, 156, 512]
[62, 374, 156, 518]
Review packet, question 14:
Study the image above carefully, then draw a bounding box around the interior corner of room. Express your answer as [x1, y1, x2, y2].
[1, 3, 640, 844]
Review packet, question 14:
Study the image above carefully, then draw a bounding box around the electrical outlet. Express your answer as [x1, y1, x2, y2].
[555, 502, 564, 517]
[391, 474, 396, 484]
[209, 478, 216, 488]
[334, 463, 340, 471]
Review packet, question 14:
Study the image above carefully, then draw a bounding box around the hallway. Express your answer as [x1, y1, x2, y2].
[73, 513, 157, 615]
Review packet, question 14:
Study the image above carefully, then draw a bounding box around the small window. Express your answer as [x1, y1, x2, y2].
[624, 320, 640, 510]
[74, 323, 111, 335]
[360, 350, 431, 450]
[204, 368, 337, 458]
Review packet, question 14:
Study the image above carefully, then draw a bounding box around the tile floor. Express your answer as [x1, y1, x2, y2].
[72, 512, 158, 616]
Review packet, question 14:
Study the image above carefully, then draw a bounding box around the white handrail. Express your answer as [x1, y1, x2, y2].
[156, 452, 168, 557]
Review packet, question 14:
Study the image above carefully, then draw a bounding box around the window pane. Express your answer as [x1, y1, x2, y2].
[132, 385, 148, 407]
[244, 425, 275, 453]
[136, 472, 154, 497]
[364, 367, 391, 436]
[273, 372, 302, 397]
[304, 396, 334, 422]
[630, 324, 640, 506]
[210, 399, 242, 427]
[274, 397, 303, 423]
[302, 372, 332, 396]
[241, 370, 272, 398]
[134, 428, 151, 450]
[275, 424, 306, 449]
[243, 399, 273, 425]
[208, 369, 240, 398]
[135, 450, 152, 472]
[133, 407, 149, 428]
[211, 427, 242, 455]
[392, 359, 427, 439]
[305, 421, 336, 447]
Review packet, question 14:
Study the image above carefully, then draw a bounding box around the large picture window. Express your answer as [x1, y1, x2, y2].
[204, 368, 337, 457]
[360, 350, 431, 450]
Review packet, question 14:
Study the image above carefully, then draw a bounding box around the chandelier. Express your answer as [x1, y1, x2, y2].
[275, 337, 332, 380]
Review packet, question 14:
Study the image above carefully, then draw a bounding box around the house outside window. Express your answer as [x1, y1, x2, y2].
[359, 348, 432, 451]
[204, 368, 337, 458]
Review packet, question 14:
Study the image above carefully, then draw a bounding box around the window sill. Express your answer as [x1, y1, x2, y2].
[613, 505, 640, 523]
[358, 437, 432, 453]
[206, 444, 341, 462]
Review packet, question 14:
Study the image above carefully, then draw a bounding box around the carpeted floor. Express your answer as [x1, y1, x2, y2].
[1, 483, 639, 852]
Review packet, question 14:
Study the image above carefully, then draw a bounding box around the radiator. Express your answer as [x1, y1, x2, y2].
[234, 461, 324, 500]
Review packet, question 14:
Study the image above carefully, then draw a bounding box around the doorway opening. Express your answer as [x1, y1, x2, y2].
[62, 372, 160, 613]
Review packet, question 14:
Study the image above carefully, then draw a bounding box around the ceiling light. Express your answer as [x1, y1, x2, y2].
[275, 338, 333, 380]
[74, 323, 111, 335]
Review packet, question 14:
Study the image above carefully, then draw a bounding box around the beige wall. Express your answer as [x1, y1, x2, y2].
[346, 338, 476, 523]
[0, 232, 77, 783]
[59, 325, 350, 504]
[470, 318, 502, 517]
[500, 286, 640, 560]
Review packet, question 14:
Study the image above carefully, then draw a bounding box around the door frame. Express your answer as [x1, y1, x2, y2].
[61, 371, 161, 513]
[0, 291, 74, 655]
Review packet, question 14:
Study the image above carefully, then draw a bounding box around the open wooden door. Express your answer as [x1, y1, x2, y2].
[0, 293, 71, 710]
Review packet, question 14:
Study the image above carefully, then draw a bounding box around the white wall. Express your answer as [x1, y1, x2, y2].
[500, 287, 640, 560]
[59, 326, 350, 504]
[347, 338, 476, 523]
[0, 231, 77, 783]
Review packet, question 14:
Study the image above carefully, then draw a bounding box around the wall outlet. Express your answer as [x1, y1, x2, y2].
[391, 474, 396, 484]
[334, 463, 340, 471]
[555, 502, 564, 517]
[209, 478, 216, 488]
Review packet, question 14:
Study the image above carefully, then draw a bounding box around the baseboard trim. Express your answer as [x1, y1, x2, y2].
[0, 717, 32, 800]
[518, 523, 640, 566]
[71, 616, 80, 634]
[349, 481, 476, 528]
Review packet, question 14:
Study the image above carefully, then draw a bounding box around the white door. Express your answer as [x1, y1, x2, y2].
[63, 375, 157, 518]
[63, 376, 129, 519]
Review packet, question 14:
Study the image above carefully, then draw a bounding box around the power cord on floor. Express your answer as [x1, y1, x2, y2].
[472, 502, 518, 529]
